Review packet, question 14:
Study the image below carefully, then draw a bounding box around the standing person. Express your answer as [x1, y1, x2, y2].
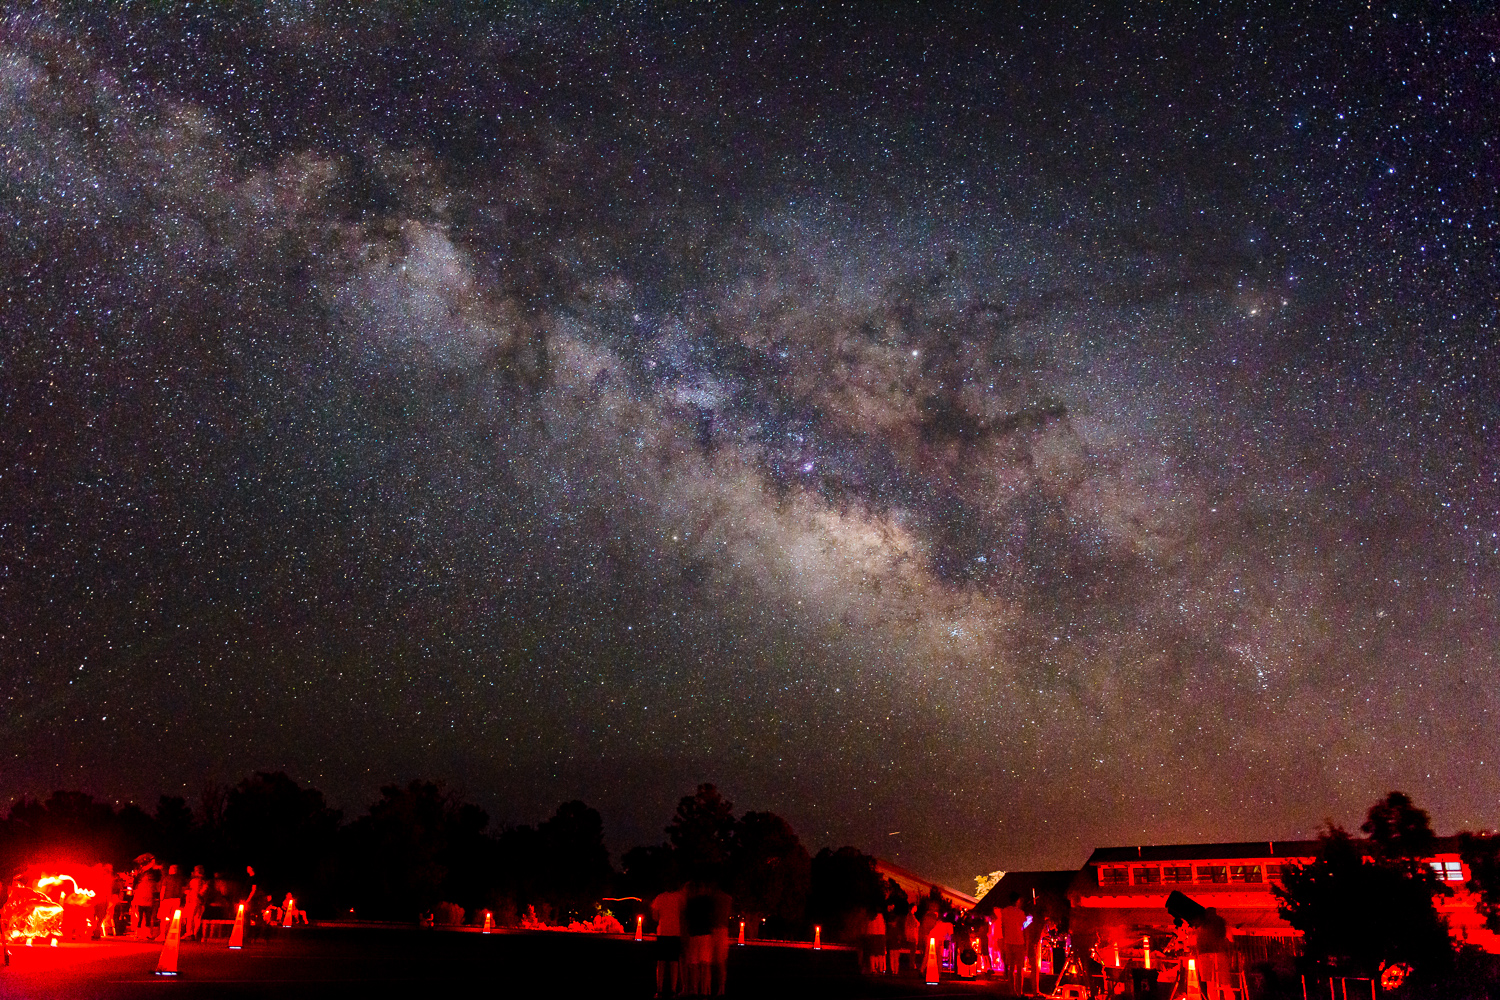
[682, 880, 715, 997]
[864, 907, 888, 973]
[885, 905, 908, 974]
[101, 870, 124, 937]
[1195, 906, 1228, 997]
[999, 892, 1028, 996]
[158, 865, 185, 933]
[902, 906, 920, 974]
[131, 855, 160, 940]
[184, 866, 208, 940]
[650, 881, 686, 998]
[917, 901, 938, 969]
[932, 912, 954, 977]
[708, 882, 733, 997]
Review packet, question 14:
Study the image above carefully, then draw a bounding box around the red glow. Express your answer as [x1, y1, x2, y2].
[2, 865, 109, 943]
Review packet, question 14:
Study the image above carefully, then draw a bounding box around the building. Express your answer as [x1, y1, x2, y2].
[1070, 836, 1500, 955]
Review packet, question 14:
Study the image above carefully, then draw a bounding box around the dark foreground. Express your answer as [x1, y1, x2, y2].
[0, 926, 1008, 999]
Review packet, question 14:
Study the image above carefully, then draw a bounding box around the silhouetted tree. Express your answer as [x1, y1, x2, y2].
[730, 811, 810, 934]
[536, 800, 612, 920]
[0, 791, 160, 874]
[224, 772, 342, 907]
[809, 846, 884, 943]
[1363, 791, 1436, 867]
[494, 822, 543, 921]
[621, 842, 680, 904]
[2, 792, 115, 867]
[154, 796, 195, 863]
[1276, 793, 1452, 981]
[667, 784, 735, 879]
[341, 780, 489, 920]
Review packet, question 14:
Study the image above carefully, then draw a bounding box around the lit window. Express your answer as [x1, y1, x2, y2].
[1099, 866, 1129, 886]
[1430, 861, 1465, 882]
[1162, 866, 1193, 884]
[1196, 865, 1228, 884]
[1133, 866, 1161, 885]
[1229, 865, 1263, 883]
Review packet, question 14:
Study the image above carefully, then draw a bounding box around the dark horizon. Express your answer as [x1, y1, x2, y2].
[3, 3, 1496, 894]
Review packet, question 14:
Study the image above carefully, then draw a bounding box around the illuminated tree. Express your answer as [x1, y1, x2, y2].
[1275, 793, 1452, 980]
[1458, 832, 1500, 935]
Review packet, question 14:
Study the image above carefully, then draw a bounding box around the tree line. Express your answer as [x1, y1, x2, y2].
[0, 776, 913, 937]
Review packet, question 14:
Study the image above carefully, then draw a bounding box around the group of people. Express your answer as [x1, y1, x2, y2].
[857, 898, 959, 975]
[648, 878, 734, 997]
[857, 891, 1052, 993]
[107, 857, 284, 943]
[113, 854, 213, 941]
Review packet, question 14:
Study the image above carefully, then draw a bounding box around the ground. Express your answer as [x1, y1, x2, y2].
[0, 927, 1014, 999]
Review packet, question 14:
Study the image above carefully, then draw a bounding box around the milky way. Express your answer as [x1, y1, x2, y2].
[2, 4, 1496, 886]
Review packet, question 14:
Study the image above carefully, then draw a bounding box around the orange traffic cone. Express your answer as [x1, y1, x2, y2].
[282, 897, 295, 928]
[813, 925, 821, 950]
[634, 913, 643, 941]
[1186, 957, 1202, 999]
[484, 911, 494, 934]
[737, 920, 745, 946]
[154, 909, 183, 976]
[924, 935, 940, 985]
[228, 903, 246, 950]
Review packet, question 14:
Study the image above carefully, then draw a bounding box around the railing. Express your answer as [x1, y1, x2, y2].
[1301, 975, 1377, 1000]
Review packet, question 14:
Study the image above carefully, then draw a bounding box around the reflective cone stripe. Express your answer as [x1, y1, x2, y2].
[228, 903, 246, 950]
[925, 935, 940, 985]
[154, 909, 183, 976]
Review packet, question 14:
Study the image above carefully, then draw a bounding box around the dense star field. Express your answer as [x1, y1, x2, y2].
[1, 3, 1496, 886]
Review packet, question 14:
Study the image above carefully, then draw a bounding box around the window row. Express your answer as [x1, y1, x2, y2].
[1099, 860, 1467, 887]
[1097, 863, 1275, 886]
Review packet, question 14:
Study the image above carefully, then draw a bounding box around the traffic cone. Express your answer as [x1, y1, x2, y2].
[813, 925, 821, 950]
[924, 935, 940, 985]
[154, 909, 182, 976]
[634, 914, 643, 941]
[484, 911, 494, 934]
[228, 903, 246, 950]
[738, 920, 745, 946]
[283, 897, 295, 928]
[1186, 957, 1202, 999]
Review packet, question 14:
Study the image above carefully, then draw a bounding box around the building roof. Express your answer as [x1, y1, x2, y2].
[874, 857, 978, 909]
[1085, 835, 1470, 865]
[1086, 841, 1321, 864]
[972, 869, 1080, 917]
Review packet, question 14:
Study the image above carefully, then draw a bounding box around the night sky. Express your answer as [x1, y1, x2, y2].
[2, 3, 1496, 889]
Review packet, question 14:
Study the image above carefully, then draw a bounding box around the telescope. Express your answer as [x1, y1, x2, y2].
[1164, 890, 1208, 927]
